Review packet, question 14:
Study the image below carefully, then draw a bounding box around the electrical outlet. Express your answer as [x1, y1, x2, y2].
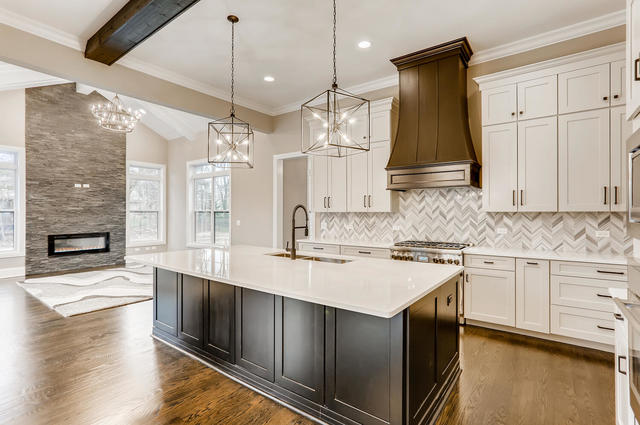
[595, 230, 610, 238]
[392, 225, 400, 231]
[497, 227, 508, 235]
[321, 222, 328, 230]
[345, 224, 353, 231]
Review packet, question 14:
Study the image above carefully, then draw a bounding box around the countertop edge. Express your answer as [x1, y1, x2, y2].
[462, 247, 629, 265]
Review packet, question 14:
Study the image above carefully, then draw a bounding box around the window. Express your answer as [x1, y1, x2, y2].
[127, 162, 165, 246]
[0, 147, 23, 256]
[188, 161, 230, 247]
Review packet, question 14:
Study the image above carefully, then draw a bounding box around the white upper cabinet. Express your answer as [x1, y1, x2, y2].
[558, 64, 610, 114]
[347, 150, 369, 212]
[482, 123, 518, 212]
[311, 154, 329, 212]
[517, 117, 558, 211]
[368, 142, 392, 212]
[517, 75, 557, 120]
[481, 85, 517, 126]
[328, 156, 347, 212]
[611, 59, 626, 107]
[558, 109, 610, 211]
[627, 0, 640, 119]
[370, 110, 391, 143]
[611, 106, 633, 212]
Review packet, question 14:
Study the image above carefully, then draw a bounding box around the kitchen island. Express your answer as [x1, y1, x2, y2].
[126, 245, 463, 425]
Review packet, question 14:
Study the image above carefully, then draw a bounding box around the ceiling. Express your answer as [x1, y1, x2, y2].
[0, 0, 626, 115]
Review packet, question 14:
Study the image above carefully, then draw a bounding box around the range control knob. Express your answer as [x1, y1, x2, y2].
[453, 259, 460, 265]
[433, 258, 440, 264]
[447, 259, 453, 264]
[404, 254, 413, 261]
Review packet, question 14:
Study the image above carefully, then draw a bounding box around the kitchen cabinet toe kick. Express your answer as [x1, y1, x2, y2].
[152, 267, 461, 425]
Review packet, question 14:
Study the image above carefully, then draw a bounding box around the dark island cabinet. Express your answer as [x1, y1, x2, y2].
[153, 268, 178, 336]
[204, 280, 235, 362]
[275, 297, 324, 404]
[178, 275, 205, 347]
[152, 268, 461, 425]
[235, 287, 276, 381]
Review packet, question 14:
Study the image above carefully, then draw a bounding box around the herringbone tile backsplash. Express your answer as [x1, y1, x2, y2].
[317, 188, 633, 255]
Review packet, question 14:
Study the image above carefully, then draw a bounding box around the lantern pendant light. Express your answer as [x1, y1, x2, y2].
[208, 15, 254, 168]
[300, 0, 370, 157]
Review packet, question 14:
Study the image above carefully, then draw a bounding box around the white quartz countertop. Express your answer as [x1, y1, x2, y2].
[297, 238, 393, 249]
[463, 246, 628, 265]
[126, 245, 462, 318]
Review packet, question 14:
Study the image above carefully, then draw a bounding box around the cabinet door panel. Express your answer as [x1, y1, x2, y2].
[311, 154, 328, 212]
[437, 277, 459, 381]
[611, 106, 633, 212]
[235, 288, 275, 381]
[558, 64, 610, 114]
[329, 156, 347, 212]
[614, 304, 631, 425]
[369, 142, 391, 212]
[205, 280, 235, 362]
[517, 117, 557, 211]
[178, 274, 205, 347]
[482, 123, 518, 212]
[611, 59, 626, 106]
[517, 75, 557, 120]
[481, 84, 517, 125]
[628, 0, 640, 119]
[154, 268, 178, 336]
[464, 267, 515, 326]
[371, 110, 390, 142]
[347, 150, 369, 212]
[558, 109, 610, 211]
[515, 259, 550, 333]
[275, 297, 324, 403]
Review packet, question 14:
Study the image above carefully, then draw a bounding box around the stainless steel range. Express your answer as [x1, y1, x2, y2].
[391, 240, 470, 324]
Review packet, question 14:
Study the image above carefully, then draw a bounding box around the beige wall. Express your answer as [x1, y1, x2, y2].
[0, 89, 25, 148]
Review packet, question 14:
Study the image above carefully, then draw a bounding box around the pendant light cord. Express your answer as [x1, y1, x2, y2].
[332, 0, 337, 89]
[230, 19, 236, 116]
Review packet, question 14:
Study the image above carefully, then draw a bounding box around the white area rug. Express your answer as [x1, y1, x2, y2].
[17, 263, 153, 317]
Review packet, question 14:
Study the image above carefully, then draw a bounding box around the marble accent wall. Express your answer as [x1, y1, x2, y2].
[25, 83, 126, 275]
[317, 188, 633, 255]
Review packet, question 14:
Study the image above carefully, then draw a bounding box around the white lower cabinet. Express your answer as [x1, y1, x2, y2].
[614, 302, 633, 425]
[464, 267, 516, 326]
[550, 305, 615, 345]
[515, 259, 550, 333]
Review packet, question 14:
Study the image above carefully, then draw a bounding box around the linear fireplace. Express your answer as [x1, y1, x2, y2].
[48, 232, 110, 256]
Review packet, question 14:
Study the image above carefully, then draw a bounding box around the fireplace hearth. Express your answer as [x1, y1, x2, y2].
[48, 233, 110, 256]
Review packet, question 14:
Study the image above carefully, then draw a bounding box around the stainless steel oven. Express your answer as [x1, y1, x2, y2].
[628, 129, 640, 223]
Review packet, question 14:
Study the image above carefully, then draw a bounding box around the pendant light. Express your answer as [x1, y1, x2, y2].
[91, 94, 145, 133]
[300, 0, 370, 157]
[208, 15, 254, 168]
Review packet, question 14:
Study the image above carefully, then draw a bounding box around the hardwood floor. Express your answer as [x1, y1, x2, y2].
[1, 278, 614, 425]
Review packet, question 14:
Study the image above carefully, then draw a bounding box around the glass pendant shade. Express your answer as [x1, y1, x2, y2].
[208, 114, 254, 168]
[91, 94, 145, 133]
[301, 87, 370, 157]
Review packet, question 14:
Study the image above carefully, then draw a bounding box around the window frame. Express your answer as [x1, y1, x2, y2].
[186, 158, 231, 248]
[0, 145, 24, 258]
[126, 160, 166, 247]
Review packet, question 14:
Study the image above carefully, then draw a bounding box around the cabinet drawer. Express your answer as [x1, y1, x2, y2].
[464, 255, 515, 271]
[550, 305, 615, 345]
[340, 245, 390, 259]
[551, 261, 627, 281]
[551, 275, 626, 312]
[298, 243, 341, 255]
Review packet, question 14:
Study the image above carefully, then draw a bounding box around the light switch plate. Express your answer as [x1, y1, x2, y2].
[497, 227, 508, 235]
[236, 220, 241, 226]
[595, 230, 610, 238]
[321, 222, 328, 230]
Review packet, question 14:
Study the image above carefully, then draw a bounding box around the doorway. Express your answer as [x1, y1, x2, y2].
[272, 152, 309, 249]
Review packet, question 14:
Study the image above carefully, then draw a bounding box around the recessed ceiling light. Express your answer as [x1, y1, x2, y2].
[358, 40, 371, 49]
[264, 76, 275, 82]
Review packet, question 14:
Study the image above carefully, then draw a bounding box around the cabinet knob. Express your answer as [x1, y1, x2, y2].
[511, 112, 515, 116]
[603, 96, 609, 101]
[614, 94, 619, 99]
[519, 111, 523, 115]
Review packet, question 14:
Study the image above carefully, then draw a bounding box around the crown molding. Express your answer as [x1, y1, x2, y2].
[272, 74, 399, 116]
[469, 9, 625, 65]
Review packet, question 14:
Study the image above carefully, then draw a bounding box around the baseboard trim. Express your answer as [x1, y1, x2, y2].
[466, 319, 614, 353]
[0, 266, 25, 278]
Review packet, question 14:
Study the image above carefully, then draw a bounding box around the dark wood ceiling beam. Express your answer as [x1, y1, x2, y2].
[85, 0, 201, 66]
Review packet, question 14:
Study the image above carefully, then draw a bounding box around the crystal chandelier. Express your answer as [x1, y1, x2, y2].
[300, 0, 370, 157]
[91, 94, 145, 133]
[208, 15, 254, 169]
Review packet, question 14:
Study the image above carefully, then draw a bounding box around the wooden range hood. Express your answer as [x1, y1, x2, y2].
[386, 38, 480, 190]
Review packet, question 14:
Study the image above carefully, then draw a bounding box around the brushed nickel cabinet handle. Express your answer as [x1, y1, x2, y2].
[614, 186, 619, 205]
[597, 325, 614, 331]
[596, 293, 612, 298]
[465, 273, 469, 283]
[328, 196, 331, 209]
[603, 186, 607, 205]
[313, 247, 324, 250]
[363, 195, 366, 208]
[512, 190, 516, 206]
[323, 197, 327, 208]
[358, 250, 372, 255]
[636, 58, 640, 81]
[619, 355, 627, 375]
[483, 261, 494, 264]
[368, 195, 371, 208]
[520, 189, 523, 206]
[614, 313, 624, 321]
[526, 261, 538, 265]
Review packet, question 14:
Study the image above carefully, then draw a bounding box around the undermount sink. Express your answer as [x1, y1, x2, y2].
[266, 252, 351, 264]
